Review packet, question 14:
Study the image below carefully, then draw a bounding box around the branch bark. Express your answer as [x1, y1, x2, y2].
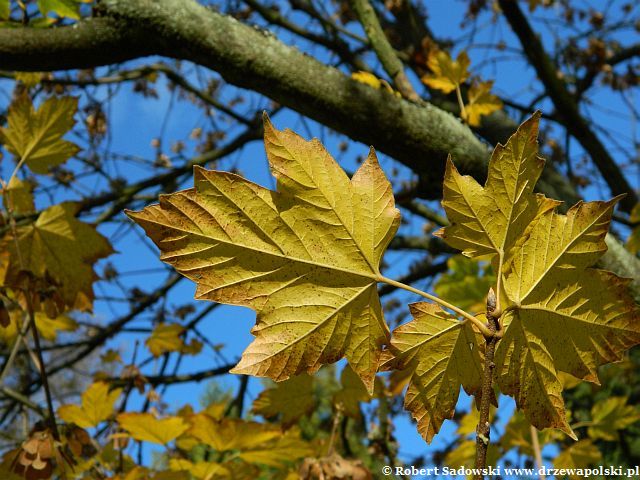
[497, 0, 638, 213]
[0, 0, 490, 193]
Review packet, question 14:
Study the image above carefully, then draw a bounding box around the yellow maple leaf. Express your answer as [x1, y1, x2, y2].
[145, 323, 202, 357]
[58, 382, 122, 428]
[168, 459, 229, 479]
[117, 413, 189, 445]
[0, 95, 80, 174]
[587, 396, 640, 441]
[351, 71, 400, 97]
[553, 439, 601, 479]
[435, 111, 640, 436]
[251, 374, 315, 427]
[128, 114, 400, 392]
[463, 81, 503, 126]
[435, 113, 556, 261]
[3, 177, 35, 215]
[2, 202, 114, 312]
[421, 49, 470, 94]
[0, 308, 77, 343]
[332, 365, 372, 419]
[381, 302, 483, 442]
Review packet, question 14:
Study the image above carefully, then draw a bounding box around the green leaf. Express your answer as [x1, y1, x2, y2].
[433, 255, 495, 312]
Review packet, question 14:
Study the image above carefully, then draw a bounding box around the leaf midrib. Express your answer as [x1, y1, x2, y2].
[276, 138, 379, 273]
[517, 208, 610, 302]
[144, 215, 379, 283]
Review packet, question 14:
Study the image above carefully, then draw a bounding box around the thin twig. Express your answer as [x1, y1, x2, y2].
[474, 288, 500, 478]
[530, 424, 546, 480]
[350, 0, 420, 102]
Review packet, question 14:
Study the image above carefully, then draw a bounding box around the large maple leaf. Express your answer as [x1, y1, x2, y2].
[0, 95, 79, 174]
[128, 115, 400, 392]
[433, 112, 640, 436]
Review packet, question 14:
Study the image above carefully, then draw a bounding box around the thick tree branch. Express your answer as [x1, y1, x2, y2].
[498, 0, 638, 212]
[0, 0, 489, 194]
[0, 16, 154, 70]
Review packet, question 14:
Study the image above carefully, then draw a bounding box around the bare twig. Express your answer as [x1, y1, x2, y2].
[350, 0, 420, 102]
[474, 288, 500, 478]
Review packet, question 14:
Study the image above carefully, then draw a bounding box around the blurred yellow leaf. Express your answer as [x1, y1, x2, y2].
[146, 323, 184, 357]
[117, 413, 189, 445]
[168, 459, 230, 479]
[626, 203, 640, 253]
[421, 49, 470, 94]
[2, 202, 114, 312]
[553, 439, 601, 479]
[332, 365, 371, 419]
[145, 323, 202, 357]
[0, 95, 80, 173]
[37, 0, 81, 19]
[463, 81, 502, 126]
[588, 396, 640, 441]
[238, 428, 313, 468]
[189, 415, 280, 452]
[433, 255, 495, 312]
[351, 71, 400, 96]
[251, 374, 315, 426]
[3, 177, 35, 215]
[500, 411, 562, 457]
[58, 382, 122, 428]
[0, 1, 8, 20]
[14, 72, 44, 89]
[445, 439, 499, 470]
[0, 309, 77, 343]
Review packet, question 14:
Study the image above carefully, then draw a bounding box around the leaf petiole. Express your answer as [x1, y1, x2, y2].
[377, 275, 493, 337]
[455, 84, 468, 123]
